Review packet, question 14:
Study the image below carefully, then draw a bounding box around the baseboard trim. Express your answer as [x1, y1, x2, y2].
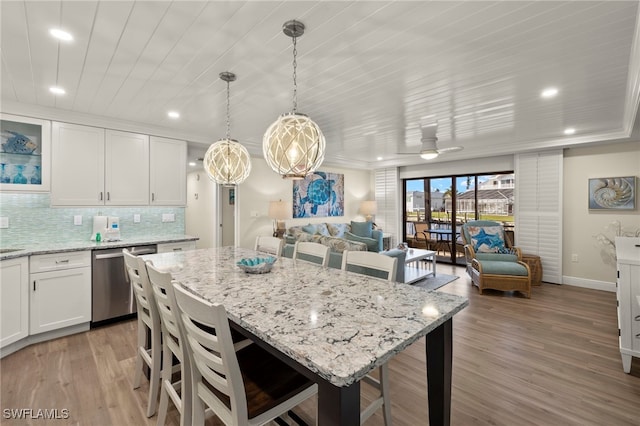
[562, 275, 615, 292]
[0, 323, 89, 359]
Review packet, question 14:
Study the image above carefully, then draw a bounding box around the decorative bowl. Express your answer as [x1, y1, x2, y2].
[236, 256, 277, 274]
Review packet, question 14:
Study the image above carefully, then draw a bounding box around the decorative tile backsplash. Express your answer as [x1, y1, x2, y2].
[0, 193, 185, 246]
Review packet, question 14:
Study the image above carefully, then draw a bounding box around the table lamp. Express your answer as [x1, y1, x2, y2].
[268, 200, 290, 238]
[360, 200, 378, 223]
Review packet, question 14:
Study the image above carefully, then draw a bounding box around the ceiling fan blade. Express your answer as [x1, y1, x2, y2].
[437, 146, 463, 153]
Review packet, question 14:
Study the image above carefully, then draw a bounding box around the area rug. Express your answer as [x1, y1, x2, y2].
[411, 274, 459, 291]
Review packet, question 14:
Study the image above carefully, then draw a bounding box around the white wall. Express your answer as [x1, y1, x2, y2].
[236, 158, 373, 250]
[186, 170, 217, 249]
[563, 141, 640, 290]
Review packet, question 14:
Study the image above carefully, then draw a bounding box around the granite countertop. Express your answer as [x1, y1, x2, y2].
[0, 235, 199, 260]
[142, 246, 469, 387]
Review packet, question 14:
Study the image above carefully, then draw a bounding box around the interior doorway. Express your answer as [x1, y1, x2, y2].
[219, 186, 236, 246]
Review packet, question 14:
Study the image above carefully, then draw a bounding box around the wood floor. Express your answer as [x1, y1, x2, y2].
[2, 264, 639, 425]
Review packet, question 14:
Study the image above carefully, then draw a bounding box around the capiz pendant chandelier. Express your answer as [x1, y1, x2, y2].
[263, 20, 325, 180]
[203, 72, 251, 186]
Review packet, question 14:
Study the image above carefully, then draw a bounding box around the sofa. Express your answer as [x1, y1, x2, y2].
[282, 221, 405, 282]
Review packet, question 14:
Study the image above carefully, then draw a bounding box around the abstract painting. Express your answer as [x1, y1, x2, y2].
[293, 171, 344, 218]
[588, 176, 636, 210]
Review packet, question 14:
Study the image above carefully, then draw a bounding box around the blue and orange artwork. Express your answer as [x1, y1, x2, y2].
[293, 171, 344, 218]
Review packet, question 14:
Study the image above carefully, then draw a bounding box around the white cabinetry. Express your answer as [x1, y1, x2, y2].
[51, 122, 105, 205]
[105, 130, 149, 205]
[29, 251, 91, 335]
[149, 136, 186, 205]
[0, 257, 29, 349]
[157, 240, 196, 253]
[615, 237, 640, 373]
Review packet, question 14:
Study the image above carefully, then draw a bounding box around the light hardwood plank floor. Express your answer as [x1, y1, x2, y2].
[2, 264, 639, 425]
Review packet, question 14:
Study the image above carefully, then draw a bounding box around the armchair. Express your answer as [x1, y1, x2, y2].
[461, 220, 531, 298]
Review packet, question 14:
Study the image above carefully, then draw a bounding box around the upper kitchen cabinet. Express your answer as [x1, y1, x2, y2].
[51, 124, 150, 206]
[149, 136, 186, 205]
[51, 122, 105, 205]
[105, 130, 149, 205]
[0, 113, 51, 192]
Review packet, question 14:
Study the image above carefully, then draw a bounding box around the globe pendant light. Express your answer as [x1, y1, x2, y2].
[203, 72, 251, 186]
[263, 20, 325, 180]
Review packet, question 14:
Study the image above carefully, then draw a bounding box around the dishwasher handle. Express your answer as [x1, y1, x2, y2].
[94, 252, 124, 260]
[94, 246, 157, 260]
[130, 248, 157, 256]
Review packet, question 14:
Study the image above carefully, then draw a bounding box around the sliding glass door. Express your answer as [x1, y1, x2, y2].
[403, 172, 514, 265]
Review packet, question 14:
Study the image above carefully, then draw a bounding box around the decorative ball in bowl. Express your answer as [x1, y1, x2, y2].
[236, 256, 277, 274]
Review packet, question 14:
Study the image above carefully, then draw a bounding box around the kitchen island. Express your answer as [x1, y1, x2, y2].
[142, 246, 468, 425]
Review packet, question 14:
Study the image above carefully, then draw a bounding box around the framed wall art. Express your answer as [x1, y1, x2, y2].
[0, 113, 51, 192]
[293, 171, 344, 218]
[588, 176, 636, 210]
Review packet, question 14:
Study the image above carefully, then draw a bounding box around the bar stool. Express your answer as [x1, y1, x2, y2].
[123, 249, 161, 418]
[292, 241, 330, 266]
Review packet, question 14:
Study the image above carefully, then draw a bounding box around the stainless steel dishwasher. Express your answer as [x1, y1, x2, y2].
[91, 244, 157, 325]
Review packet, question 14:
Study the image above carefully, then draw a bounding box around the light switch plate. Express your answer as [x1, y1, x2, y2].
[134, 214, 141, 223]
[73, 215, 82, 225]
[0, 217, 8, 229]
[162, 213, 175, 223]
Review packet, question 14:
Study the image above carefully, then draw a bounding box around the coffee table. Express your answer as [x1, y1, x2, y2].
[404, 248, 436, 284]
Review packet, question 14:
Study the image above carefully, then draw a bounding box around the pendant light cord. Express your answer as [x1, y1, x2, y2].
[292, 36, 298, 113]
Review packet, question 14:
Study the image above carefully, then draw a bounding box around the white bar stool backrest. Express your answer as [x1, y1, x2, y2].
[341, 250, 397, 282]
[254, 235, 284, 257]
[292, 241, 330, 267]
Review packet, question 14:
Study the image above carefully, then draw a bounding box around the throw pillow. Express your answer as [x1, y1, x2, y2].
[315, 223, 331, 236]
[350, 221, 373, 238]
[467, 225, 505, 253]
[301, 224, 317, 234]
[345, 231, 378, 252]
[327, 222, 349, 238]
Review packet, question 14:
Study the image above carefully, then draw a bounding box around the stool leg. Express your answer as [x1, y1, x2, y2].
[133, 319, 145, 390]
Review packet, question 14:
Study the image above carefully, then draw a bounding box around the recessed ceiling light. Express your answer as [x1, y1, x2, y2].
[541, 87, 559, 98]
[49, 86, 66, 95]
[167, 111, 180, 119]
[564, 127, 576, 135]
[49, 28, 73, 41]
[188, 162, 196, 167]
[377, 156, 383, 161]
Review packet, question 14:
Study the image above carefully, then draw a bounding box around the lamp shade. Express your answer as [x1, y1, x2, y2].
[360, 200, 378, 216]
[203, 138, 252, 186]
[268, 200, 291, 220]
[263, 113, 325, 179]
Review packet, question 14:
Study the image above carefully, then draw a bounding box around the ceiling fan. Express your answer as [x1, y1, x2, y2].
[398, 123, 463, 160]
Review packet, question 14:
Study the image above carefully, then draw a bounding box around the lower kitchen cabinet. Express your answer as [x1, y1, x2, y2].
[29, 251, 91, 335]
[0, 257, 29, 349]
[157, 240, 196, 253]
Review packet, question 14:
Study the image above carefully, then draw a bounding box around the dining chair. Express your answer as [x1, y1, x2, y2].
[123, 249, 161, 418]
[172, 282, 318, 426]
[292, 241, 330, 267]
[254, 235, 284, 257]
[341, 250, 395, 425]
[145, 261, 192, 426]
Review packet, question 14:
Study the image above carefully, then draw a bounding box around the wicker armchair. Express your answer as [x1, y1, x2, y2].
[461, 220, 531, 298]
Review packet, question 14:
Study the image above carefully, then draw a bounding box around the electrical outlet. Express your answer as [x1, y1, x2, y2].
[73, 215, 82, 225]
[133, 214, 141, 223]
[162, 213, 175, 223]
[571, 254, 579, 263]
[0, 217, 8, 229]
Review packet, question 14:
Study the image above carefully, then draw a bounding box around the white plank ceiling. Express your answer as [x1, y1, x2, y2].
[1, 1, 639, 169]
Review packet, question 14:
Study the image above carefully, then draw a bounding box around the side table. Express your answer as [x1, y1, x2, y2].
[522, 253, 542, 286]
[382, 233, 393, 251]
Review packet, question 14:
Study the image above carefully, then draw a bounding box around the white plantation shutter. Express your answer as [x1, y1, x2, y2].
[375, 168, 400, 246]
[515, 150, 563, 284]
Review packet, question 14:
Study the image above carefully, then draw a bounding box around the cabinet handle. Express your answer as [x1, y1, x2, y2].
[635, 315, 640, 321]
[100, 192, 103, 201]
[172, 248, 183, 251]
[33, 280, 36, 291]
[107, 192, 110, 201]
[152, 193, 155, 202]
[55, 259, 69, 264]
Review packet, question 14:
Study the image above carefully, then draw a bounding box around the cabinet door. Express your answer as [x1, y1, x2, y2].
[105, 130, 149, 205]
[0, 258, 29, 348]
[149, 136, 186, 205]
[51, 122, 105, 206]
[30, 267, 91, 334]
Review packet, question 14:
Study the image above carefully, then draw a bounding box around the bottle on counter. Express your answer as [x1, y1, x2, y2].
[96, 232, 101, 242]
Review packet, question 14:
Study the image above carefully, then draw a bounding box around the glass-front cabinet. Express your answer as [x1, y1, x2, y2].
[0, 114, 51, 192]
